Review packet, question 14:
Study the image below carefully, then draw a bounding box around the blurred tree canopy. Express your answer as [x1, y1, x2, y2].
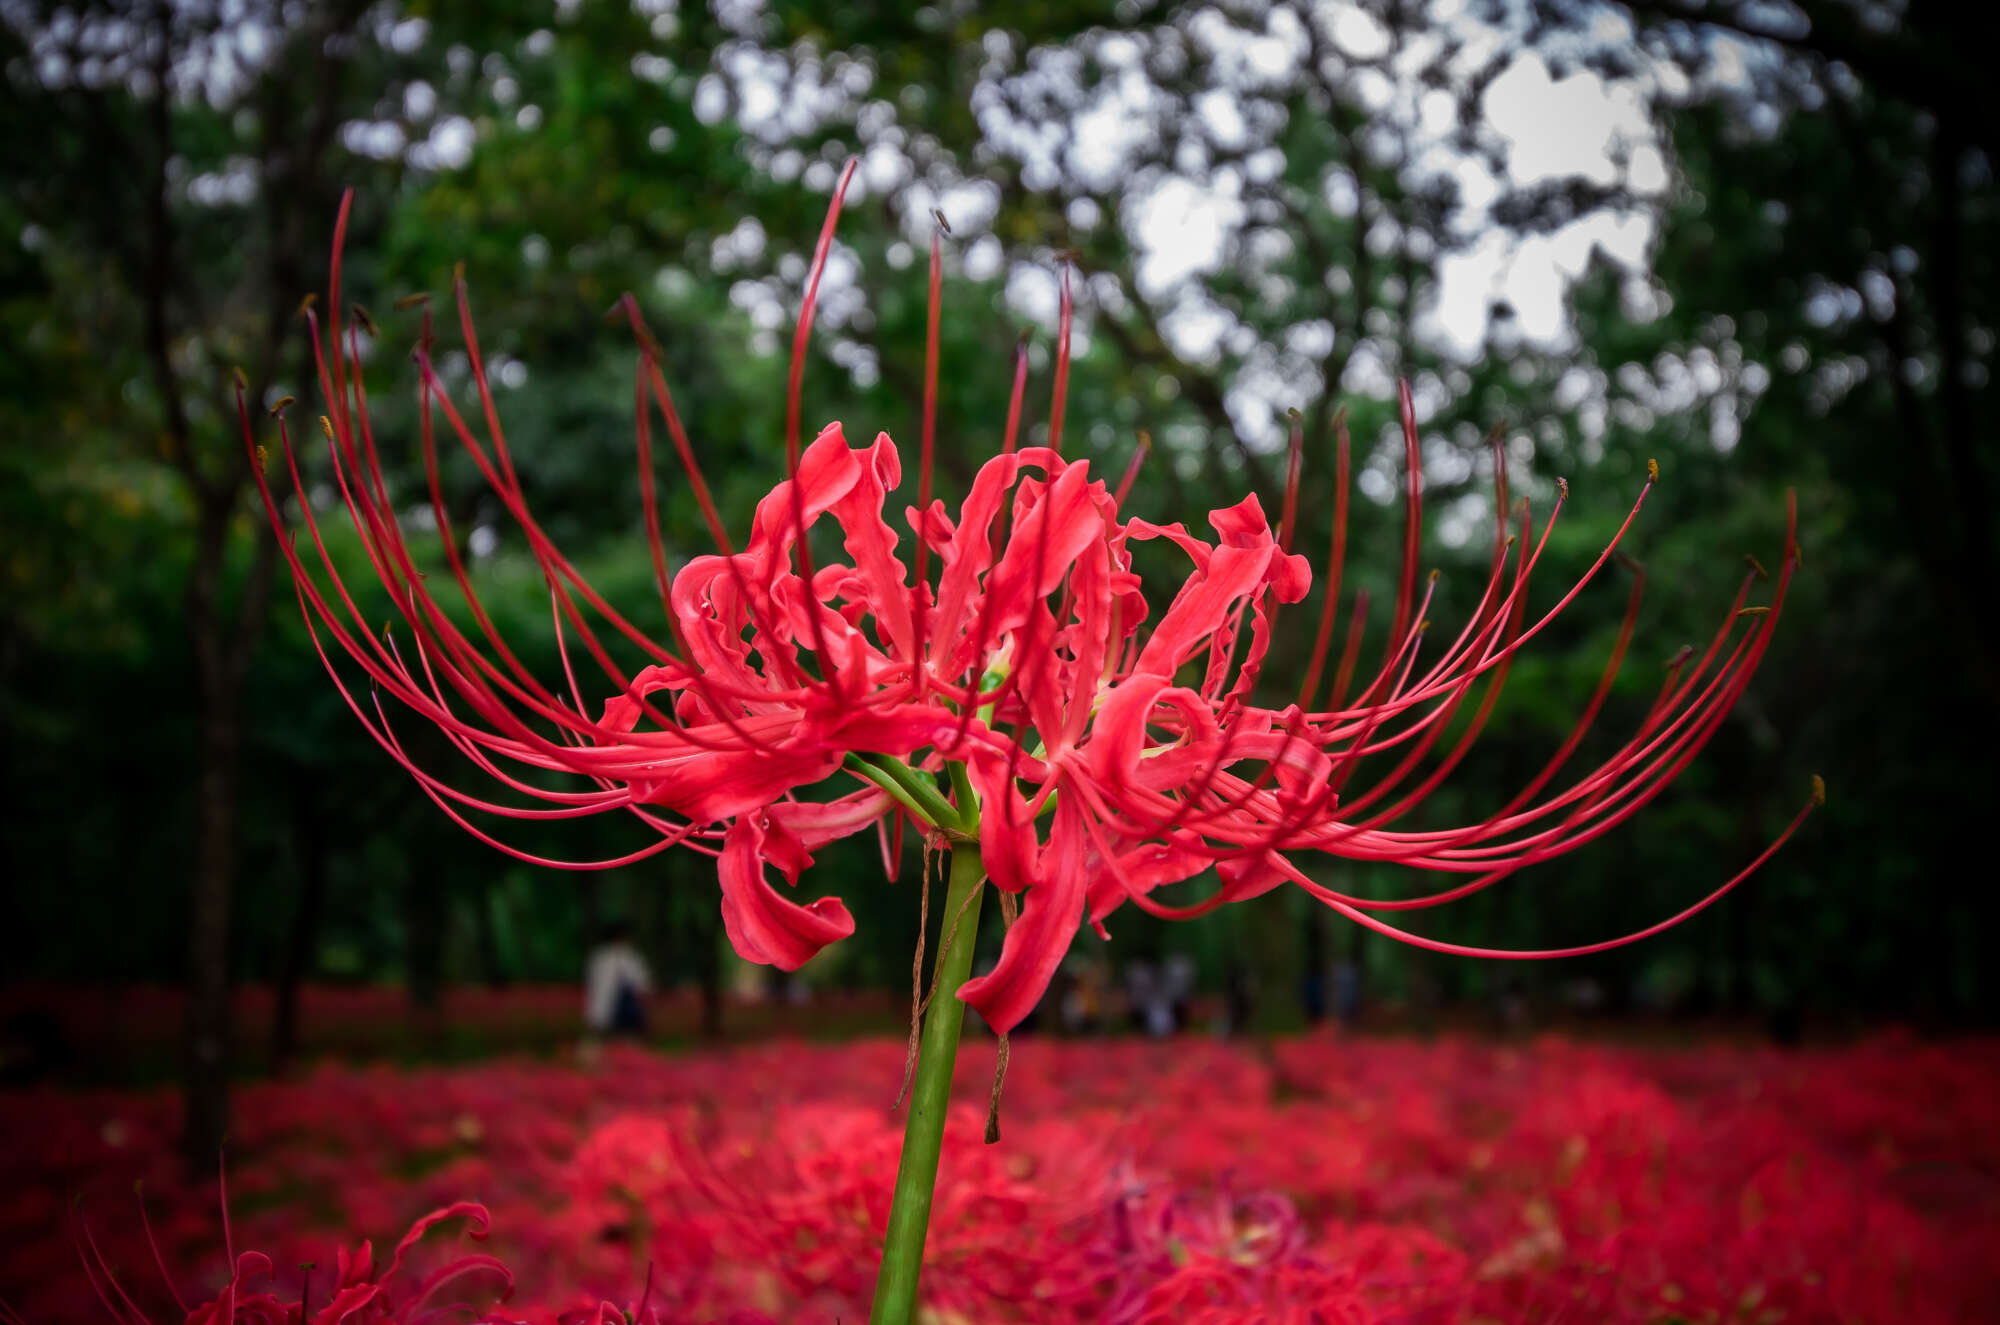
[2, 0, 1992, 1138]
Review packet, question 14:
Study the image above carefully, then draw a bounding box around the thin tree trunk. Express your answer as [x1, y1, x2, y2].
[580, 873, 603, 954]
[474, 877, 508, 989]
[272, 776, 328, 1074]
[406, 868, 448, 1011]
[182, 667, 240, 1163]
[403, 859, 449, 1055]
[137, 0, 350, 1167]
[1301, 898, 1329, 1025]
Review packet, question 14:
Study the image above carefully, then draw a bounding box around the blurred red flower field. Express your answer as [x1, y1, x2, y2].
[7, 1032, 1998, 1323]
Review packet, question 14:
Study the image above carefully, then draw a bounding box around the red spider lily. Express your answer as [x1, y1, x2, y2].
[15, 1036, 1995, 1324]
[59, 1191, 510, 1325]
[244, 163, 1815, 1038]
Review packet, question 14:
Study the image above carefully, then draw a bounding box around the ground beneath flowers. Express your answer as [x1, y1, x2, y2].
[6, 1031, 1997, 1323]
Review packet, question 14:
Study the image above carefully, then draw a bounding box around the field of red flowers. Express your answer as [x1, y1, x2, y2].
[6, 1032, 1997, 1323]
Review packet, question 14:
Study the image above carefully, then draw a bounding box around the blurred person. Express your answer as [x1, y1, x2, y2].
[584, 919, 652, 1039]
[1128, 961, 1179, 1038]
[1222, 957, 1256, 1037]
[1301, 962, 1328, 1024]
[1125, 961, 1156, 1034]
[1060, 955, 1108, 1035]
[1492, 972, 1532, 1033]
[1164, 954, 1196, 1032]
[1562, 976, 1606, 1017]
[1333, 957, 1362, 1028]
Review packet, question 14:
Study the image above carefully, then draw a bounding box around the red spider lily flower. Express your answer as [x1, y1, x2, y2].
[63, 1189, 510, 1325]
[244, 164, 1815, 1038]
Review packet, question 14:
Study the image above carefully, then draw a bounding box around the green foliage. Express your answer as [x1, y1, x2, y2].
[0, 0, 1988, 1030]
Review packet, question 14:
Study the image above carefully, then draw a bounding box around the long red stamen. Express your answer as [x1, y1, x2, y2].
[1297, 408, 1351, 708]
[1048, 262, 1073, 454]
[912, 212, 945, 697]
[1279, 409, 1303, 555]
[1326, 588, 1371, 712]
[788, 156, 858, 469]
[781, 157, 859, 697]
[632, 358, 674, 619]
[325, 190, 354, 440]
[1360, 379, 1426, 708]
[1001, 330, 1029, 455]
[218, 1154, 235, 1269]
[1113, 431, 1151, 510]
[623, 299, 732, 554]
[135, 1183, 187, 1316]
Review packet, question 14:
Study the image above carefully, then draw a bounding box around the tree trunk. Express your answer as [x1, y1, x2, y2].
[182, 673, 240, 1165]
[272, 777, 328, 1074]
[473, 877, 508, 989]
[1301, 897, 1330, 1025]
[406, 868, 448, 1012]
[580, 873, 603, 953]
[140, 0, 346, 1168]
[403, 861, 449, 1055]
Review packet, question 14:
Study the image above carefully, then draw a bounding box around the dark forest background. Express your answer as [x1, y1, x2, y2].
[3, 0, 1994, 1154]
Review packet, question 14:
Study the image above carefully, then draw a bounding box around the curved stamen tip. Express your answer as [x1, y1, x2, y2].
[1017, 326, 1034, 349]
[352, 303, 378, 337]
[296, 293, 317, 318]
[1287, 406, 1303, 423]
[268, 395, 295, 417]
[393, 291, 430, 311]
[1735, 605, 1771, 618]
[318, 415, 335, 441]
[1556, 477, 1570, 500]
[231, 366, 249, 394]
[1744, 553, 1770, 580]
[1811, 774, 1826, 807]
[1666, 643, 1695, 668]
[624, 314, 665, 363]
[1427, 568, 1440, 583]
[1614, 550, 1644, 575]
[1647, 457, 1660, 483]
[453, 260, 467, 287]
[931, 207, 952, 236]
[254, 445, 268, 475]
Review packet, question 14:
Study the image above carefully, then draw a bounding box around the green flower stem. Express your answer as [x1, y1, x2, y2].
[946, 759, 979, 816]
[844, 752, 964, 832]
[869, 841, 987, 1325]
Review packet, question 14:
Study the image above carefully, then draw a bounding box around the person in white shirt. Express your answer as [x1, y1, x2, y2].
[583, 920, 652, 1038]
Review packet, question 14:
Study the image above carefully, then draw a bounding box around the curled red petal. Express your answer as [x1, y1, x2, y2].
[384, 1202, 490, 1285]
[958, 800, 1088, 1032]
[718, 813, 856, 971]
[969, 750, 1041, 895]
[311, 1284, 381, 1325]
